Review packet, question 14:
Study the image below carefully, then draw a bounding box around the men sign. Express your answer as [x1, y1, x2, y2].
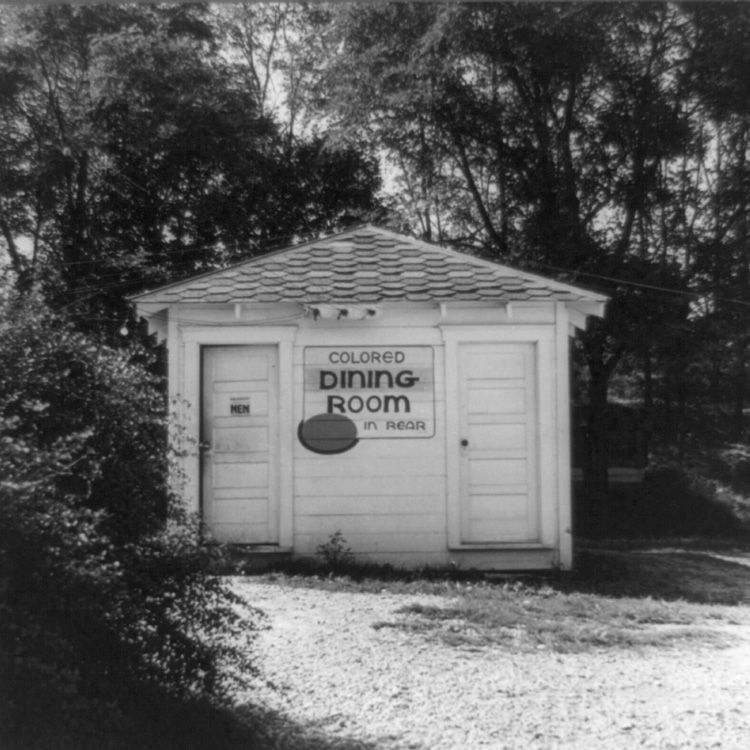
[229, 397, 251, 416]
[302, 346, 435, 444]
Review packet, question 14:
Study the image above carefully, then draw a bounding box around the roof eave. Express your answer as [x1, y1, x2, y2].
[567, 299, 607, 331]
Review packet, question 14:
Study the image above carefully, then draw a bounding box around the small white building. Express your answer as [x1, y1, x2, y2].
[132, 226, 606, 570]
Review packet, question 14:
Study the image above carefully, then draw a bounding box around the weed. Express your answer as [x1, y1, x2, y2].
[374, 584, 743, 653]
[316, 531, 355, 569]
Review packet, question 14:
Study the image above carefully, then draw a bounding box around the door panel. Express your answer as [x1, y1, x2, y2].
[201, 346, 279, 544]
[459, 342, 539, 543]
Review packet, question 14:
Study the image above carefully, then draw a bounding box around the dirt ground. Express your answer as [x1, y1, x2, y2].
[234, 577, 750, 750]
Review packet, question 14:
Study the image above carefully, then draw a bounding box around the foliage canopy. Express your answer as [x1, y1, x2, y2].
[0, 291, 257, 749]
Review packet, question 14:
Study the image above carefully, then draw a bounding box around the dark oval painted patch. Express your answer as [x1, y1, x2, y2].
[298, 413, 359, 455]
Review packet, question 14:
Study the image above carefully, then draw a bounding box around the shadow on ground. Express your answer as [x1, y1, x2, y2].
[0, 680, 379, 750]
[248, 540, 750, 608]
[235, 704, 382, 750]
[553, 547, 750, 606]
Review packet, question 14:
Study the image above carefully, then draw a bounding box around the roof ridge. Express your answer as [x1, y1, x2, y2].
[130, 225, 607, 305]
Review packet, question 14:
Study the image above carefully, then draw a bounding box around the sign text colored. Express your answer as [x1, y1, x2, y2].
[303, 347, 435, 439]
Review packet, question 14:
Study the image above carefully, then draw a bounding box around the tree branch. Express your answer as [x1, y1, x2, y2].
[0, 214, 24, 273]
[449, 128, 505, 253]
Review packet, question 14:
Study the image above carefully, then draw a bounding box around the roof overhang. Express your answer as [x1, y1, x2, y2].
[567, 299, 607, 332]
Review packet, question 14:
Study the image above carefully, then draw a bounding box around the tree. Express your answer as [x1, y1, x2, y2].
[0, 289, 257, 748]
[685, 5, 750, 444]
[0, 4, 381, 333]
[304, 3, 697, 516]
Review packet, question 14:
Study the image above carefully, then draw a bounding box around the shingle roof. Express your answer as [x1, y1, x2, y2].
[130, 225, 607, 306]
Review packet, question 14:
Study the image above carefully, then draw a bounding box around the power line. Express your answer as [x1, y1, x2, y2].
[26, 231, 750, 310]
[57, 259, 750, 311]
[536, 262, 750, 308]
[51, 228, 316, 268]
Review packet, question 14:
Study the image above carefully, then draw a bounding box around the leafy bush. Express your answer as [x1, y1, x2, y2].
[573, 463, 750, 540]
[0, 291, 257, 749]
[708, 444, 750, 494]
[316, 530, 355, 570]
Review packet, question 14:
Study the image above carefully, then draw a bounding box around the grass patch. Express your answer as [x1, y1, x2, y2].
[257, 557, 487, 595]
[255, 545, 750, 605]
[254, 546, 750, 655]
[373, 583, 739, 653]
[560, 548, 750, 605]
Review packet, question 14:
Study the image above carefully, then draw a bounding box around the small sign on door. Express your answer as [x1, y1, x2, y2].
[229, 397, 251, 416]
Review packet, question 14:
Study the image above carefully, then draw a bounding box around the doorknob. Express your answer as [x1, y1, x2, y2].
[460, 439, 469, 447]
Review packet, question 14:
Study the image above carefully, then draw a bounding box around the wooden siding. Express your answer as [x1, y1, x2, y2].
[165, 300, 573, 568]
[291, 324, 447, 558]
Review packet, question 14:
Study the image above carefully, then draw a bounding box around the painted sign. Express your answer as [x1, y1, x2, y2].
[229, 397, 251, 416]
[302, 347, 435, 447]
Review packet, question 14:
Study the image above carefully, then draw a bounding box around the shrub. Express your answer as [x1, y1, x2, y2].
[710, 444, 750, 494]
[316, 530, 355, 570]
[0, 291, 256, 749]
[573, 463, 750, 540]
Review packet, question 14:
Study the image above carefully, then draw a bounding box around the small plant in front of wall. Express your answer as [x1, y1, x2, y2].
[316, 530, 355, 571]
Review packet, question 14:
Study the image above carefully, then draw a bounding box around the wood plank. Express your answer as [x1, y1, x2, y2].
[293, 531, 446, 554]
[213, 426, 268, 453]
[449, 548, 556, 570]
[466, 494, 529, 519]
[295, 474, 444, 498]
[465, 521, 530, 543]
[327, 551, 450, 566]
[293, 513, 444, 536]
[465, 351, 525, 379]
[293, 436, 444, 460]
[212, 351, 269, 381]
[213, 486, 270, 500]
[468, 458, 527, 486]
[213, 462, 268, 489]
[295, 456, 445, 478]
[212, 522, 270, 544]
[212, 498, 270, 523]
[555, 302, 573, 569]
[468, 387, 526, 415]
[296, 494, 443, 516]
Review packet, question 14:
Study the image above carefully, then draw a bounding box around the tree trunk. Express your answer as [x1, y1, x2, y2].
[582, 362, 611, 535]
[643, 345, 653, 459]
[0, 215, 33, 291]
[581, 331, 623, 535]
[732, 341, 747, 441]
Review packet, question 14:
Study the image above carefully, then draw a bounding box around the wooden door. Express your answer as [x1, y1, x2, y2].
[458, 342, 539, 543]
[201, 345, 279, 544]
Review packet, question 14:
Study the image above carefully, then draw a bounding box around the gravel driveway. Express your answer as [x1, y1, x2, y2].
[235, 580, 750, 750]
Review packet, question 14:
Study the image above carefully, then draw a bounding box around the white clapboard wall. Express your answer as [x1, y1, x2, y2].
[172, 301, 569, 569]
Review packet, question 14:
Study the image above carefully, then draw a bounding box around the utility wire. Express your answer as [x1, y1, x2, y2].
[536, 262, 750, 308]
[31, 229, 750, 310]
[51, 228, 316, 267]
[56, 258, 750, 311]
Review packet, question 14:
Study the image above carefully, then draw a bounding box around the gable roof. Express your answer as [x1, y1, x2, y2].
[130, 225, 607, 307]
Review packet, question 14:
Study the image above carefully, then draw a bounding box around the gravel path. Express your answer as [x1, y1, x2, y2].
[235, 580, 750, 750]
